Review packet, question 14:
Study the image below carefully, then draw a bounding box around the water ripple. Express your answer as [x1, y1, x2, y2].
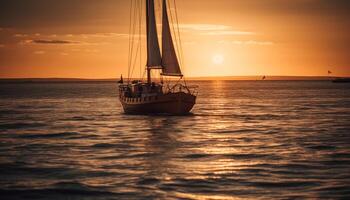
[0, 81, 349, 199]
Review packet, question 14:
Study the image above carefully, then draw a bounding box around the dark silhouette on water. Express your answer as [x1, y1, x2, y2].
[118, 0, 197, 115]
[332, 77, 350, 83]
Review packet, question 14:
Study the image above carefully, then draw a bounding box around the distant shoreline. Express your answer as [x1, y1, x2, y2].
[0, 76, 344, 83]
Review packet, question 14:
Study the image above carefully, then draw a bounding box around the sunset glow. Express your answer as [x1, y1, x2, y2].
[212, 54, 224, 65]
[0, 0, 349, 78]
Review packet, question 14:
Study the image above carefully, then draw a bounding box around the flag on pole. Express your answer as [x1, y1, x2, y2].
[328, 70, 332, 75]
[118, 74, 123, 83]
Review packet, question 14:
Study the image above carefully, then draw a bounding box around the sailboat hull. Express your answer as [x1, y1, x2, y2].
[119, 92, 196, 115]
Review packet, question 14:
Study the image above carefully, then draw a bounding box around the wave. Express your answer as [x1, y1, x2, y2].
[306, 145, 337, 150]
[0, 109, 22, 115]
[184, 153, 211, 159]
[91, 143, 117, 148]
[137, 177, 160, 185]
[18, 132, 79, 139]
[245, 180, 319, 188]
[63, 116, 90, 121]
[0, 182, 116, 198]
[224, 153, 272, 160]
[210, 128, 262, 134]
[0, 122, 46, 130]
[1, 81, 349, 199]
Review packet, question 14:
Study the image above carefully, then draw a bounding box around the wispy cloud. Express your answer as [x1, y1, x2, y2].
[0, 27, 10, 31]
[21, 39, 79, 45]
[33, 50, 45, 54]
[183, 41, 196, 45]
[21, 39, 110, 46]
[175, 23, 255, 36]
[32, 39, 78, 44]
[14, 33, 29, 37]
[202, 31, 255, 36]
[14, 32, 133, 45]
[14, 33, 40, 37]
[178, 24, 231, 31]
[219, 40, 274, 46]
[85, 49, 100, 53]
[82, 33, 130, 38]
[0, 44, 5, 48]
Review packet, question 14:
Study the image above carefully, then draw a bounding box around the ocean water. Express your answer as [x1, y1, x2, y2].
[0, 80, 349, 199]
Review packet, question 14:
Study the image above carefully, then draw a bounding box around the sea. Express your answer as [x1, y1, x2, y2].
[0, 80, 349, 199]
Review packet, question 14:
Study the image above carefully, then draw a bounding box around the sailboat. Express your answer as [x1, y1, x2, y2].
[118, 0, 197, 115]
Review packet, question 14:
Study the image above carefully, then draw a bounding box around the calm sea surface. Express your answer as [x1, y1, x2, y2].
[0, 81, 349, 199]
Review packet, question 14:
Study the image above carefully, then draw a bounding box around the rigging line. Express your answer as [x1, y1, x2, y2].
[127, 0, 134, 82]
[130, 0, 141, 79]
[139, 0, 142, 79]
[129, 0, 138, 79]
[130, 39, 141, 79]
[129, 0, 136, 80]
[142, 66, 146, 80]
[172, 0, 188, 86]
[173, 0, 185, 69]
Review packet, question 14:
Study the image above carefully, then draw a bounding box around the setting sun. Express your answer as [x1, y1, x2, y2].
[212, 54, 224, 65]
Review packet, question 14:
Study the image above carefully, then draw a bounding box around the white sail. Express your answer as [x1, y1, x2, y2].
[161, 0, 182, 76]
[146, 0, 162, 68]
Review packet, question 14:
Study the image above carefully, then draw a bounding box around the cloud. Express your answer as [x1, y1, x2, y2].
[32, 39, 77, 44]
[219, 40, 274, 46]
[20, 39, 79, 45]
[244, 41, 274, 45]
[15, 32, 132, 40]
[19, 39, 79, 45]
[20, 38, 110, 46]
[84, 33, 130, 38]
[201, 31, 255, 36]
[33, 50, 45, 54]
[176, 23, 255, 36]
[14, 33, 29, 37]
[13, 33, 40, 38]
[0, 44, 5, 48]
[178, 24, 231, 31]
[0, 27, 11, 31]
[183, 41, 196, 45]
[85, 49, 100, 53]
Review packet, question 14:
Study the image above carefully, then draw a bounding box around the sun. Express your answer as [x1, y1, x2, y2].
[212, 54, 224, 65]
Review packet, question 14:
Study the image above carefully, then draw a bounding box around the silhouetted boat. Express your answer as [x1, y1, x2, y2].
[332, 78, 350, 83]
[118, 0, 197, 115]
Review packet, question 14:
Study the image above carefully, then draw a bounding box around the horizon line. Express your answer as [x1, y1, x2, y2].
[0, 75, 345, 82]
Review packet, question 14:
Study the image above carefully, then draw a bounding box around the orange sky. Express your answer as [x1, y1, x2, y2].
[0, 0, 349, 78]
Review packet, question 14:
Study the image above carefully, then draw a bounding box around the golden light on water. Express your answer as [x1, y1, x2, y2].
[1, 76, 349, 199]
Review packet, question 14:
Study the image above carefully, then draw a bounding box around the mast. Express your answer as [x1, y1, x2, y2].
[146, 0, 162, 84]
